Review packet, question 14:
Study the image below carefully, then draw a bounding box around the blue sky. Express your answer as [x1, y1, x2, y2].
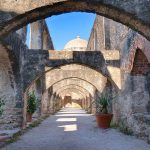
[26, 12, 96, 50]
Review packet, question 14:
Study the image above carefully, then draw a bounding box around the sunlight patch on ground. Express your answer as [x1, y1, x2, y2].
[57, 111, 85, 114]
[58, 124, 77, 132]
[55, 114, 92, 117]
[56, 118, 77, 122]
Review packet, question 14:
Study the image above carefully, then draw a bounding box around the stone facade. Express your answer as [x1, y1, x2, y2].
[0, 0, 150, 40]
[0, 1, 150, 144]
[0, 45, 17, 129]
[87, 15, 150, 143]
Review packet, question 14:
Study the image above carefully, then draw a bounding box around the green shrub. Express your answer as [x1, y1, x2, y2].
[27, 91, 37, 114]
[111, 119, 133, 135]
[118, 119, 133, 135]
[0, 98, 5, 116]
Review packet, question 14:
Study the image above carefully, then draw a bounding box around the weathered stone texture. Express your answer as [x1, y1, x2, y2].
[16, 26, 27, 44]
[0, 0, 150, 40]
[88, 15, 150, 142]
[30, 20, 54, 50]
[51, 79, 95, 101]
[0, 45, 18, 129]
[0, 1, 150, 144]
[131, 49, 149, 76]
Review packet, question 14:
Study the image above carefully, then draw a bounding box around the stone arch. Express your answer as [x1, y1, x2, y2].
[115, 39, 150, 140]
[58, 88, 86, 107]
[44, 83, 92, 107]
[0, 0, 150, 40]
[46, 77, 96, 96]
[23, 63, 119, 125]
[131, 49, 149, 76]
[55, 84, 93, 109]
[129, 48, 150, 113]
[55, 84, 91, 98]
[122, 34, 150, 73]
[25, 63, 115, 94]
[41, 77, 97, 112]
[57, 88, 87, 100]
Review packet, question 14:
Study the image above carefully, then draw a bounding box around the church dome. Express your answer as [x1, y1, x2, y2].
[64, 36, 87, 51]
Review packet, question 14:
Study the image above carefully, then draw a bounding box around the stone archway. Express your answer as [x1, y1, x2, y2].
[57, 87, 88, 108]
[56, 84, 92, 109]
[25, 63, 116, 93]
[0, 0, 150, 40]
[41, 82, 93, 113]
[24, 63, 114, 123]
[48, 78, 96, 96]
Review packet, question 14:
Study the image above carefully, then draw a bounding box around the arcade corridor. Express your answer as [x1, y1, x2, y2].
[1, 108, 150, 150]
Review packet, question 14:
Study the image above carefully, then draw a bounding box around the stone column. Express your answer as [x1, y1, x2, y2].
[35, 79, 42, 117]
[42, 21, 54, 50]
[16, 26, 27, 44]
[30, 20, 43, 49]
[41, 90, 49, 115]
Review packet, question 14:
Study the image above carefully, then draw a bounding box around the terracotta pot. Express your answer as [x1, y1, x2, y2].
[26, 112, 32, 122]
[96, 113, 113, 129]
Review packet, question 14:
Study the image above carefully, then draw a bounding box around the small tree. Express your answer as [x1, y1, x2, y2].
[27, 91, 37, 114]
[0, 98, 5, 116]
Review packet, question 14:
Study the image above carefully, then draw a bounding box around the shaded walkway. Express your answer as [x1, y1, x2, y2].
[1, 108, 150, 150]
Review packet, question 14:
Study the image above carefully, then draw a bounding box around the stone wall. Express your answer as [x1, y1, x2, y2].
[0, 5, 150, 144]
[23, 19, 54, 120]
[0, 45, 18, 129]
[0, 0, 150, 40]
[87, 15, 150, 143]
[0, 18, 54, 129]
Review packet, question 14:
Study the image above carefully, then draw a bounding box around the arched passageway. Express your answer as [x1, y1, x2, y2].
[0, 1, 150, 146]
[24, 63, 112, 124]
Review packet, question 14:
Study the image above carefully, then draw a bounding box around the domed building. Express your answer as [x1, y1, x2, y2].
[64, 36, 88, 51]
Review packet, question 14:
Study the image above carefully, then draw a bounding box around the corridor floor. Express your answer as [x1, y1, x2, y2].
[1, 108, 150, 150]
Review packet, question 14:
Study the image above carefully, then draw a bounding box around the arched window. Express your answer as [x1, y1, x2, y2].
[131, 49, 149, 76]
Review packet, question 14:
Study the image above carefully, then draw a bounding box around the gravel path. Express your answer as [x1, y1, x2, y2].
[1, 107, 150, 150]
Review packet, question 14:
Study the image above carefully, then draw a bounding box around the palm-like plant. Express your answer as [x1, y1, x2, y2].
[96, 93, 111, 114]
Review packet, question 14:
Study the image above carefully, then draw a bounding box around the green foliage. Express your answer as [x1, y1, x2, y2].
[111, 119, 133, 136]
[27, 91, 37, 114]
[118, 119, 133, 135]
[110, 122, 119, 129]
[0, 97, 5, 116]
[95, 93, 111, 114]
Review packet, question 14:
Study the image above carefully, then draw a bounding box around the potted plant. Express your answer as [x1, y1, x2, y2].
[26, 91, 37, 122]
[95, 93, 113, 129]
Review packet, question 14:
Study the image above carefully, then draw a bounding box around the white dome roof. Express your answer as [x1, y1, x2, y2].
[64, 36, 87, 51]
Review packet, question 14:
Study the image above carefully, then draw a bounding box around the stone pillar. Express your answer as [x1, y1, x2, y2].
[52, 93, 57, 113]
[42, 21, 54, 50]
[83, 99, 85, 109]
[87, 95, 92, 113]
[30, 20, 43, 49]
[48, 93, 54, 114]
[16, 26, 27, 44]
[104, 18, 111, 50]
[35, 79, 42, 117]
[41, 90, 49, 115]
